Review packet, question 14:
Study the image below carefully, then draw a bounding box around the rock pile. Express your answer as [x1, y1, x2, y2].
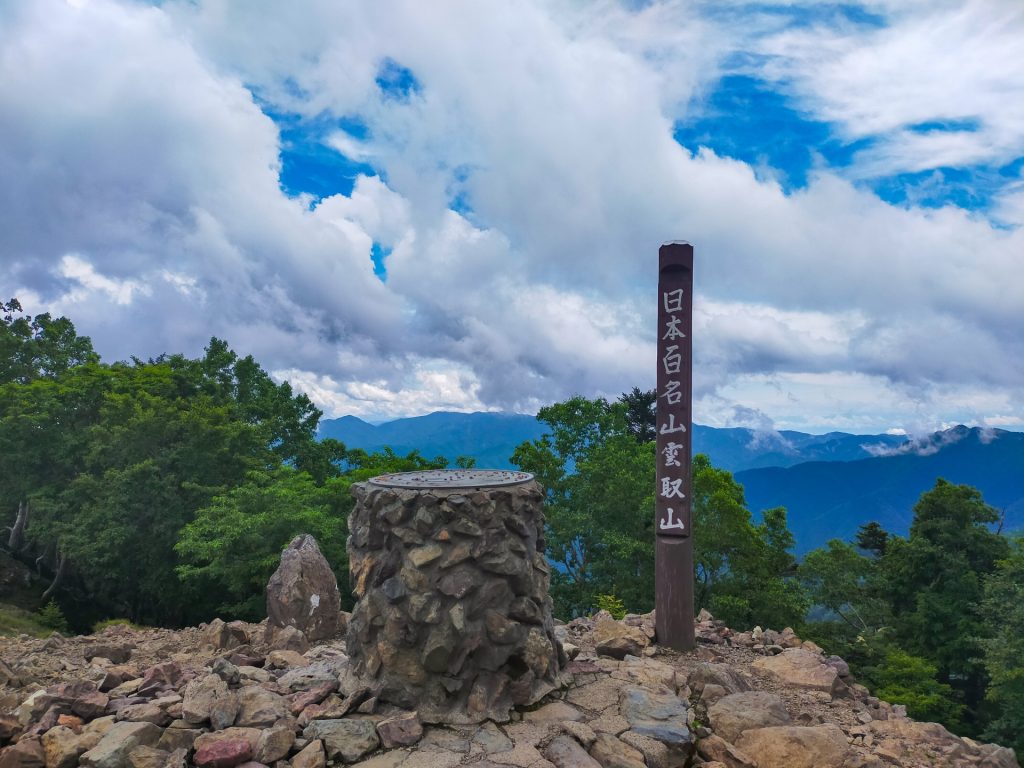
[0, 610, 1019, 768]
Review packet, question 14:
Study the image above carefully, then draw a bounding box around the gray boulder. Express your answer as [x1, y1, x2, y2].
[265, 535, 341, 642]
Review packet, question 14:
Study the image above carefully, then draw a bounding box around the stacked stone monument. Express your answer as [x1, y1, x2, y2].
[343, 470, 567, 724]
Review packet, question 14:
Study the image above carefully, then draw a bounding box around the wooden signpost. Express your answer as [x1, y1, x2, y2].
[655, 242, 695, 651]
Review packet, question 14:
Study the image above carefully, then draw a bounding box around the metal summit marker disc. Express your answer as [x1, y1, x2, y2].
[368, 469, 534, 489]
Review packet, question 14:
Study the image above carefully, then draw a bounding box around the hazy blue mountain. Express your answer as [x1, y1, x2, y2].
[692, 425, 908, 472]
[319, 411, 547, 469]
[321, 414, 1022, 552]
[321, 411, 910, 472]
[736, 426, 1024, 552]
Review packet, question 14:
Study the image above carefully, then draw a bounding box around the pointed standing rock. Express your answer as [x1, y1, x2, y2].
[265, 535, 341, 643]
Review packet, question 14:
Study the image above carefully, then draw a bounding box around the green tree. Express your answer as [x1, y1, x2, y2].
[800, 539, 880, 633]
[617, 387, 655, 444]
[0, 299, 98, 385]
[177, 447, 447, 619]
[862, 648, 965, 728]
[0, 325, 345, 627]
[879, 479, 1009, 734]
[176, 467, 351, 619]
[855, 521, 889, 557]
[512, 396, 655, 617]
[979, 539, 1024, 754]
[512, 395, 804, 626]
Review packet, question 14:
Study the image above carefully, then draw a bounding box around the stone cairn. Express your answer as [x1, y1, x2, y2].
[344, 469, 567, 724]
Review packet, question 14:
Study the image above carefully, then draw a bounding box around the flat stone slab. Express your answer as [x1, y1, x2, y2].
[368, 470, 534, 489]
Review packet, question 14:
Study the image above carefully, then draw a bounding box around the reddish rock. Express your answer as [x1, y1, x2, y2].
[0, 737, 45, 768]
[288, 684, 338, 717]
[55, 715, 83, 732]
[99, 666, 138, 693]
[375, 711, 423, 748]
[0, 717, 22, 746]
[72, 692, 110, 720]
[193, 739, 253, 768]
[83, 645, 133, 665]
[137, 662, 184, 697]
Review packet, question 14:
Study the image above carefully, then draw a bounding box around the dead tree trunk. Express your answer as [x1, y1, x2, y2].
[7, 500, 28, 551]
[41, 548, 67, 601]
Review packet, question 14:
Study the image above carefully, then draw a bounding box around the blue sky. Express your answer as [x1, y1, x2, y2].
[1, 0, 1023, 434]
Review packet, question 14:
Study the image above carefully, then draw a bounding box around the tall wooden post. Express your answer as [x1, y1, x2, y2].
[655, 242, 695, 651]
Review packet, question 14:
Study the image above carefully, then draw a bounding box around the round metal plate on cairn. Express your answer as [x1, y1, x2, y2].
[369, 469, 533, 489]
[343, 470, 566, 724]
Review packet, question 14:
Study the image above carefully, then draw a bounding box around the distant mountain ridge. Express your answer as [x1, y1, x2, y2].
[737, 425, 1024, 552]
[319, 413, 1023, 552]
[318, 411, 548, 470]
[318, 411, 911, 472]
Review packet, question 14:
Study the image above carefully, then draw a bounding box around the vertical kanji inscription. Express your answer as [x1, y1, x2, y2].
[655, 242, 695, 651]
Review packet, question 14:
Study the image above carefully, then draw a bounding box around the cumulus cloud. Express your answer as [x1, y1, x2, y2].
[0, 0, 1022, 433]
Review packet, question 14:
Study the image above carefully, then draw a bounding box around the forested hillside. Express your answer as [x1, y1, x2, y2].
[738, 426, 1024, 551]
[0, 300, 445, 630]
[510, 392, 1024, 750]
[2, 305, 1021, 751]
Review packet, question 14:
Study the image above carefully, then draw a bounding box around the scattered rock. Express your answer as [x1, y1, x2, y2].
[203, 620, 248, 652]
[234, 687, 288, 728]
[79, 721, 162, 768]
[618, 687, 692, 746]
[255, 726, 295, 764]
[695, 734, 756, 768]
[588, 733, 646, 768]
[0, 736, 45, 768]
[267, 628, 309, 655]
[41, 726, 84, 768]
[734, 724, 850, 768]
[752, 649, 838, 694]
[193, 739, 253, 768]
[83, 645, 133, 665]
[302, 719, 379, 763]
[543, 734, 602, 768]
[594, 620, 649, 660]
[376, 711, 423, 748]
[707, 691, 791, 743]
[289, 740, 325, 768]
[126, 746, 169, 768]
[523, 701, 583, 724]
[181, 674, 230, 726]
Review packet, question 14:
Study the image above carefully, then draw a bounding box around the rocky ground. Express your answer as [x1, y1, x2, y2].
[0, 611, 1018, 768]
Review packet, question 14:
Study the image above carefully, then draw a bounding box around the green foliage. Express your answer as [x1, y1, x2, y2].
[803, 479, 1012, 740]
[879, 479, 1009, 734]
[617, 387, 655, 444]
[0, 602, 55, 638]
[861, 648, 965, 728]
[855, 521, 888, 557]
[800, 539, 882, 633]
[979, 539, 1024, 754]
[596, 593, 627, 620]
[176, 467, 351, 619]
[92, 618, 146, 633]
[0, 302, 380, 628]
[512, 396, 655, 617]
[176, 449, 447, 620]
[691, 455, 807, 631]
[512, 394, 804, 627]
[0, 299, 98, 385]
[36, 600, 69, 634]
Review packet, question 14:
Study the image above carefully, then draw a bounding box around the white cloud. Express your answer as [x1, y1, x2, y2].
[0, 0, 1022, 431]
[753, 0, 1024, 178]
